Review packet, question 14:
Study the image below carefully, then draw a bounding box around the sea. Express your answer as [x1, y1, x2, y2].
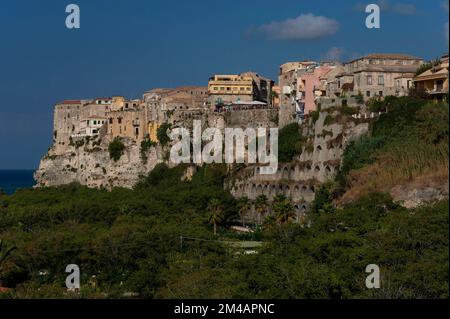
[0, 170, 36, 195]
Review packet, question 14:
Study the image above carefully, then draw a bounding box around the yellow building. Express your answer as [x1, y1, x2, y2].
[208, 74, 254, 96]
[148, 122, 160, 142]
[106, 98, 148, 142]
[208, 74, 255, 108]
[414, 54, 449, 100]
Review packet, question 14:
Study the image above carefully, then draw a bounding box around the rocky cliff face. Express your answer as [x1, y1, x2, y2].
[228, 99, 371, 215]
[35, 102, 369, 197]
[35, 135, 163, 189]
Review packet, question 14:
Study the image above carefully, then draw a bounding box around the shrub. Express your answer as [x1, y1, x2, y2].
[108, 137, 125, 162]
[323, 114, 335, 126]
[278, 123, 305, 162]
[310, 111, 320, 124]
[157, 123, 172, 146]
[140, 139, 157, 164]
[340, 105, 357, 116]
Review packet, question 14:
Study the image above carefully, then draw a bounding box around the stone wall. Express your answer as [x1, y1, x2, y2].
[227, 103, 371, 216]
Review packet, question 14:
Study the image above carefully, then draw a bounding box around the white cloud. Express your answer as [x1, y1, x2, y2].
[323, 47, 345, 61]
[256, 14, 339, 40]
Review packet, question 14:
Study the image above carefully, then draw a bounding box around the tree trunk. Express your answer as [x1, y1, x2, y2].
[213, 222, 217, 236]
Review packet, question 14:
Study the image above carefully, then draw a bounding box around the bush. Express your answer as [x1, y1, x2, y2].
[157, 123, 172, 146]
[108, 137, 125, 162]
[140, 139, 157, 164]
[323, 114, 335, 126]
[310, 111, 320, 124]
[278, 123, 305, 162]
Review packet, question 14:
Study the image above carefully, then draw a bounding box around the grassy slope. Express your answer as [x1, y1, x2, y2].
[336, 97, 449, 204]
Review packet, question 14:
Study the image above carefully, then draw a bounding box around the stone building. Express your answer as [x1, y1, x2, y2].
[53, 100, 85, 153]
[106, 97, 148, 143]
[340, 54, 423, 100]
[53, 99, 112, 153]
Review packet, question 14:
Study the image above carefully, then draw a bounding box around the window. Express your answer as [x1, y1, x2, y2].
[379, 91, 383, 97]
[407, 80, 411, 89]
[109, 118, 113, 124]
[366, 91, 371, 97]
[367, 75, 373, 85]
[378, 75, 384, 86]
[118, 118, 122, 124]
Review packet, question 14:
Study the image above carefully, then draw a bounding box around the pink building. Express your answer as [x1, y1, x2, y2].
[297, 66, 333, 114]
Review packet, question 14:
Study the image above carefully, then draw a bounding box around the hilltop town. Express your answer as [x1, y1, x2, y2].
[35, 53, 449, 216]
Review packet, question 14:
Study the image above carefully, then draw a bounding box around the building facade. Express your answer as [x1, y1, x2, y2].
[344, 54, 423, 100]
[208, 72, 274, 110]
[414, 54, 449, 100]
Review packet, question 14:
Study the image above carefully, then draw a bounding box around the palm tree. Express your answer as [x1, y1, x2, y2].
[255, 195, 268, 225]
[207, 199, 224, 236]
[237, 197, 251, 227]
[272, 195, 295, 225]
[263, 215, 277, 230]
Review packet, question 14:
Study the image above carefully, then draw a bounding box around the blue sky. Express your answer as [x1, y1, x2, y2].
[0, 0, 448, 169]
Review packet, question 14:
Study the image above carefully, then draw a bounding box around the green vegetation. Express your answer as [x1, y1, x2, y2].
[323, 114, 335, 126]
[0, 97, 447, 299]
[278, 123, 306, 162]
[310, 110, 320, 124]
[157, 123, 172, 146]
[336, 96, 448, 201]
[0, 177, 446, 298]
[415, 58, 440, 76]
[140, 138, 157, 164]
[108, 137, 125, 162]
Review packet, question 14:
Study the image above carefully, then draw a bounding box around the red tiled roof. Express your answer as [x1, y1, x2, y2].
[59, 100, 82, 105]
